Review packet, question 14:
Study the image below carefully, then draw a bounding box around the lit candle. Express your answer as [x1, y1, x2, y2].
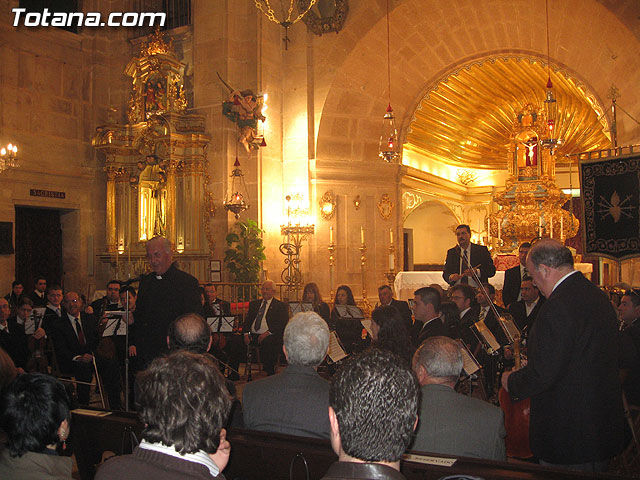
[389, 228, 394, 245]
[538, 216, 542, 237]
[330, 226, 334, 244]
[497, 220, 501, 241]
[550, 216, 554, 238]
[360, 226, 365, 244]
[487, 217, 490, 240]
[560, 215, 564, 241]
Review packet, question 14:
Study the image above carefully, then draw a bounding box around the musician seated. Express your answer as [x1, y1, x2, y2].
[4, 280, 25, 314]
[475, 283, 508, 346]
[330, 285, 365, 354]
[411, 336, 506, 460]
[50, 292, 121, 409]
[242, 280, 289, 376]
[377, 285, 413, 332]
[88, 280, 122, 315]
[10, 297, 48, 373]
[508, 276, 544, 335]
[449, 284, 479, 351]
[42, 284, 64, 334]
[413, 286, 447, 346]
[0, 298, 30, 372]
[302, 283, 331, 324]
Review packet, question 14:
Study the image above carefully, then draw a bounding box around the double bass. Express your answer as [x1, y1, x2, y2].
[458, 247, 532, 458]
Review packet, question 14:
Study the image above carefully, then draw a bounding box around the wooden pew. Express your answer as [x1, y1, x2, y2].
[71, 409, 631, 480]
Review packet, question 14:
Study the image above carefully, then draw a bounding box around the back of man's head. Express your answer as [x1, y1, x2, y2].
[329, 348, 418, 463]
[283, 312, 329, 367]
[168, 313, 211, 354]
[528, 238, 574, 270]
[137, 351, 231, 454]
[413, 336, 463, 386]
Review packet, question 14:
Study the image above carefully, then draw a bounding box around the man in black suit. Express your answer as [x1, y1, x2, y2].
[450, 284, 479, 351]
[502, 239, 625, 471]
[50, 292, 99, 405]
[377, 285, 412, 331]
[508, 276, 544, 334]
[0, 298, 30, 371]
[413, 286, 446, 345]
[502, 242, 531, 308]
[618, 289, 640, 407]
[42, 284, 64, 334]
[443, 224, 496, 288]
[89, 280, 122, 315]
[131, 236, 203, 369]
[204, 284, 231, 316]
[28, 276, 48, 308]
[243, 280, 289, 376]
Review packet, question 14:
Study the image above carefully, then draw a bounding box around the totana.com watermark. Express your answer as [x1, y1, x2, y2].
[11, 8, 166, 27]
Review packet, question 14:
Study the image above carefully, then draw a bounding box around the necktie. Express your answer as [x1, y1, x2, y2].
[254, 300, 267, 331]
[461, 249, 469, 284]
[522, 267, 529, 280]
[75, 318, 86, 346]
[55, 307, 61, 317]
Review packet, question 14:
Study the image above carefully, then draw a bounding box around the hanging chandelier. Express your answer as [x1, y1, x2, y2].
[223, 156, 250, 219]
[378, 0, 400, 163]
[253, 0, 318, 49]
[540, 0, 562, 151]
[0, 143, 18, 173]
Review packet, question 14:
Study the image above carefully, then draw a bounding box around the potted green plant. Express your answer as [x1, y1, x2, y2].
[224, 219, 266, 300]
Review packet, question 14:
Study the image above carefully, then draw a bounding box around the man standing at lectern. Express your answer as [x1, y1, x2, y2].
[443, 224, 496, 288]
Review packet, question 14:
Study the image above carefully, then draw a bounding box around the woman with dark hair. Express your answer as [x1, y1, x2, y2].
[371, 305, 414, 365]
[0, 373, 71, 479]
[330, 285, 362, 354]
[302, 282, 331, 324]
[440, 301, 461, 339]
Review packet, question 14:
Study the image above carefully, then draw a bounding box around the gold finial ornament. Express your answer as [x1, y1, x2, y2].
[141, 26, 174, 57]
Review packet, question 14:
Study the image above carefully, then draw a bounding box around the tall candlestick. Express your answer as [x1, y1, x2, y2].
[487, 217, 490, 240]
[538, 216, 542, 237]
[389, 253, 395, 271]
[550, 216, 554, 239]
[329, 226, 334, 244]
[497, 220, 501, 241]
[560, 215, 564, 241]
[389, 228, 393, 245]
[360, 226, 365, 244]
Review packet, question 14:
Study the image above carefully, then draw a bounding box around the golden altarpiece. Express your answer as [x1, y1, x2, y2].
[92, 30, 213, 280]
[488, 104, 579, 252]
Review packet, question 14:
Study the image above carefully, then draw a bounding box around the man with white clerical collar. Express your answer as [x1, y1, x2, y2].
[130, 236, 203, 370]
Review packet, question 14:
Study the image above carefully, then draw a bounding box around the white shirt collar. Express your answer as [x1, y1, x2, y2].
[138, 440, 220, 477]
[551, 270, 579, 294]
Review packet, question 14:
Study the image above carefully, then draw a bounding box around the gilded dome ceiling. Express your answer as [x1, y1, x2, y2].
[405, 56, 612, 170]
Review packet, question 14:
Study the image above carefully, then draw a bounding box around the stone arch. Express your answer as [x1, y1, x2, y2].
[315, 0, 640, 163]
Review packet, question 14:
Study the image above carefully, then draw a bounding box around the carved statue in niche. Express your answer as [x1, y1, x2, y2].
[218, 73, 266, 153]
[144, 74, 167, 116]
[139, 163, 167, 240]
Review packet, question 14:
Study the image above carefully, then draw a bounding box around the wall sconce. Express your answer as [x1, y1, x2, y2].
[177, 236, 185, 253]
[353, 195, 361, 210]
[117, 238, 125, 254]
[319, 191, 336, 220]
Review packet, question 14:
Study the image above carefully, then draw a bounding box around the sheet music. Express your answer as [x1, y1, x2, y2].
[360, 318, 374, 338]
[289, 302, 313, 316]
[474, 319, 501, 352]
[207, 316, 235, 333]
[327, 331, 348, 363]
[335, 304, 364, 319]
[457, 339, 481, 376]
[498, 314, 521, 344]
[101, 311, 127, 336]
